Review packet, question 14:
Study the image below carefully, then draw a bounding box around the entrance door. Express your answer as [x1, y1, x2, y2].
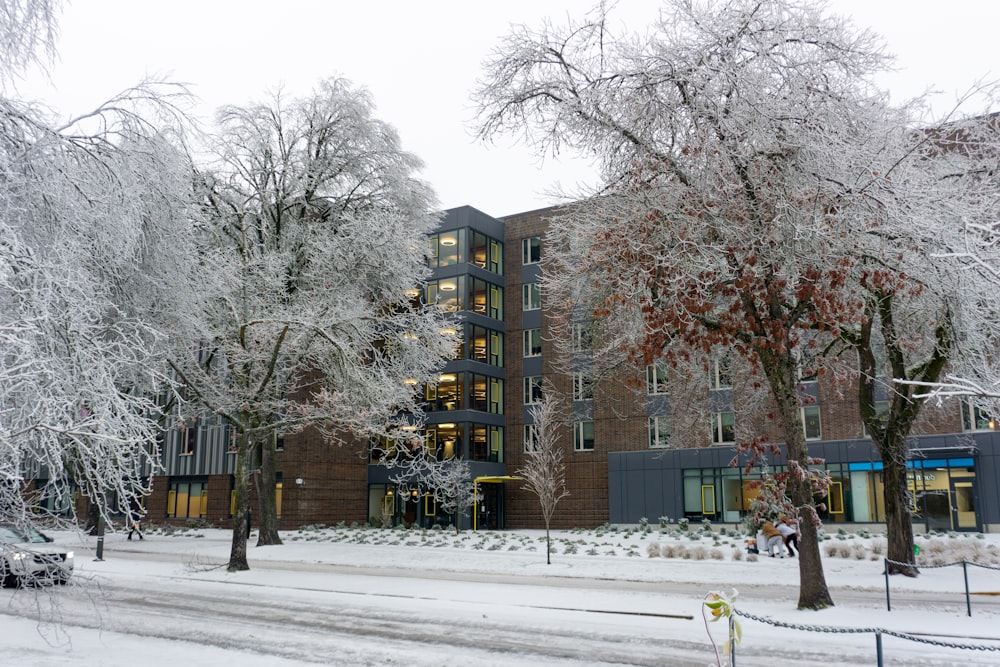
[918, 489, 952, 532]
[952, 480, 978, 531]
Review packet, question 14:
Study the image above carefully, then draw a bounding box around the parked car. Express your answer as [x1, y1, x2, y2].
[0, 524, 74, 587]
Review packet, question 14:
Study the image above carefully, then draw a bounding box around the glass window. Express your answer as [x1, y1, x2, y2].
[470, 231, 488, 269]
[574, 421, 595, 451]
[711, 354, 732, 390]
[523, 329, 542, 357]
[523, 424, 539, 452]
[523, 283, 541, 311]
[801, 405, 821, 440]
[649, 415, 670, 448]
[489, 284, 503, 319]
[962, 400, 996, 431]
[647, 363, 669, 395]
[572, 372, 593, 401]
[489, 331, 503, 367]
[522, 236, 541, 265]
[489, 378, 503, 415]
[470, 374, 488, 411]
[523, 376, 543, 404]
[711, 411, 735, 444]
[489, 240, 503, 275]
[571, 323, 591, 353]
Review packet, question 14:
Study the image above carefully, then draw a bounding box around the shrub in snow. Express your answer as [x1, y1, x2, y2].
[639, 517, 648, 529]
[647, 542, 661, 558]
[710, 548, 725, 560]
[731, 547, 744, 561]
[678, 518, 690, 531]
[659, 516, 670, 529]
[687, 546, 708, 560]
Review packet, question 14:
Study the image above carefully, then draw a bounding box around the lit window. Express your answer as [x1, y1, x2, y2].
[647, 363, 669, 395]
[574, 421, 595, 451]
[801, 405, 821, 440]
[711, 411, 735, 444]
[522, 283, 541, 311]
[649, 415, 670, 448]
[522, 237, 541, 265]
[523, 376, 543, 404]
[962, 400, 996, 431]
[523, 329, 542, 357]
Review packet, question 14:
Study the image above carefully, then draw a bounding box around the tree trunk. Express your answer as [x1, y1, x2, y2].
[227, 432, 253, 572]
[545, 523, 551, 565]
[882, 449, 918, 577]
[769, 362, 835, 610]
[254, 432, 282, 546]
[789, 476, 834, 609]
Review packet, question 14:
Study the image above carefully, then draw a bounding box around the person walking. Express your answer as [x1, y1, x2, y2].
[127, 507, 145, 541]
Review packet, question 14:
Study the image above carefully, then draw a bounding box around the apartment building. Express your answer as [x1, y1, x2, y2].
[135, 204, 1000, 533]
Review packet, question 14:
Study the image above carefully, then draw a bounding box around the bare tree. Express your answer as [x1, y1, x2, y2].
[175, 78, 456, 570]
[517, 389, 569, 564]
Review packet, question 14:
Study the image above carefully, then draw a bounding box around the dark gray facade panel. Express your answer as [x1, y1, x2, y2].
[609, 434, 1000, 527]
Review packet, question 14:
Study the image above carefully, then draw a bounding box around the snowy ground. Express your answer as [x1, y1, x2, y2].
[2, 523, 1000, 666]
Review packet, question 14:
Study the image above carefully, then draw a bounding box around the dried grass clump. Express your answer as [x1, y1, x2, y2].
[870, 538, 887, 556]
[647, 542, 661, 558]
[852, 543, 867, 560]
[710, 548, 725, 561]
[685, 546, 708, 560]
[731, 547, 744, 561]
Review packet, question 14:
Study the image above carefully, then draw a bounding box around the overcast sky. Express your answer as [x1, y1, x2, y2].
[20, 0, 999, 218]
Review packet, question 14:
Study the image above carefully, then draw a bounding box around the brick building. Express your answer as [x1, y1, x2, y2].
[140, 204, 1000, 534]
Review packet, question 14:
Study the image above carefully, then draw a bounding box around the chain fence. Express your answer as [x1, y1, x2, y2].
[884, 557, 1000, 616]
[731, 605, 1000, 667]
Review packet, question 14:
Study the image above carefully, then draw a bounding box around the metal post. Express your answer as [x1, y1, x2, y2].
[963, 560, 972, 617]
[94, 516, 105, 562]
[729, 614, 736, 666]
[884, 559, 891, 611]
[875, 631, 884, 667]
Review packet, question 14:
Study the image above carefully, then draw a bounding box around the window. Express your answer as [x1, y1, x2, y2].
[523, 376, 543, 404]
[711, 411, 735, 444]
[523, 329, 542, 357]
[710, 355, 732, 390]
[801, 405, 821, 440]
[572, 372, 593, 401]
[649, 415, 670, 448]
[489, 378, 503, 415]
[863, 399, 890, 437]
[574, 421, 595, 451]
[962, 400, 996, 431]
[181, 422, 196, 456]
[167, 479, 207, 519]
[647, 363, 669, 395]
[522, 236, 541, 265]
[523, 424, 539, 452]
[571, 323, 591, 353]
[522, 283, 541, 311]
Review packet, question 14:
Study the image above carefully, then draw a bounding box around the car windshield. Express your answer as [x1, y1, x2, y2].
[0, 524, 48, 544]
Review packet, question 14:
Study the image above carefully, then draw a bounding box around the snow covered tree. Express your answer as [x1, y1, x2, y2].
[516, 388, 569, 564]
[176, 78, 456, 571]
[1, 0, 198, 534]
[474, 0, 938, 609]
[386, 445, 475, 533]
